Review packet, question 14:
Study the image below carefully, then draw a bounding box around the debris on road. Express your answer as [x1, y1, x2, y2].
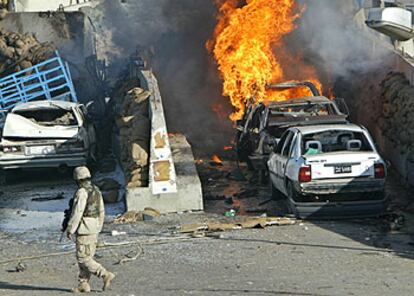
[142, 208, 161, 221]
[115, 245, 144, 265]
[111, 230, 127, 237]
[112, 207, 161, 224]
[113, 211, 143, 224]
[224, 209, 236, 217]
[7, 262, 27, 273]
[180, 216, 296, 233]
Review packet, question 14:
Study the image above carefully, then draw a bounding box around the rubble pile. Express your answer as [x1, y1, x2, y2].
[117, 87, 151, 188]
[0, 28, 55, 78]
[379, 72, 414, 156]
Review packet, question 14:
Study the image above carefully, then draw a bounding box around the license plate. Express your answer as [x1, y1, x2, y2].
[334, 165, 352, 174]
[26, 145, 56, 155]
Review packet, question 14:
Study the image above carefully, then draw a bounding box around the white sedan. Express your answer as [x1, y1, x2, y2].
[0, 100, 96, 173]
[268, 124, 388, 218]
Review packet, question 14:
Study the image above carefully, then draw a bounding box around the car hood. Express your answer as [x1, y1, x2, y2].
[2, 113, 80, 139]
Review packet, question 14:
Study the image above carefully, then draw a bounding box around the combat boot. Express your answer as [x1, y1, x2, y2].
[72, 282, 91, 293]
[102, 272, 115, 291]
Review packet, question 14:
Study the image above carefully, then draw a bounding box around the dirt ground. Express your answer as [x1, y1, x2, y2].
[1, 161, 414, 296]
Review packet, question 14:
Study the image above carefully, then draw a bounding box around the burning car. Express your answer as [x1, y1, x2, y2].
[267, 124, 388, 218]
[236, 81, 349, 176]
[0, 100, 96, 174]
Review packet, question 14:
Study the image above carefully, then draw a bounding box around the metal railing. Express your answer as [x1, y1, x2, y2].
[0, 51, 77, 117]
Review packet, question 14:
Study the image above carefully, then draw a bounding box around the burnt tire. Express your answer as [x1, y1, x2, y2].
[259, 169, 268, 185]
[270, 182, 282, 200]
[286, 181, 300, 218]
[0, 170, 7, 185]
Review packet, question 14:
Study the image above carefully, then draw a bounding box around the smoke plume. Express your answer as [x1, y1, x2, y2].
[87, 0, 234, 156]
[292, 0, 393, 81]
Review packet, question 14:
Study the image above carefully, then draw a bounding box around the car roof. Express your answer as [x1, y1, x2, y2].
[266, 96, 332, 107]
[292, 124, 365, 135]
[12, 100, 79, 112]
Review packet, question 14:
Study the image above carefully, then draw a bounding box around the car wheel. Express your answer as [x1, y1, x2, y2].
[0, 169, 7, 185]
[259, 169, 268, 184]
[286, 181, 300, 218]
[270, 181, 282, 200]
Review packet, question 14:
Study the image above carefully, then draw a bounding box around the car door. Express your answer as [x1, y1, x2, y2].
[268, 130, 290, 191]
[248, 104, 265, 154]
[276, 131, 295, 194]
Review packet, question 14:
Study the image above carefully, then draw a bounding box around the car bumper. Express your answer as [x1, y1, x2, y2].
[299, 178, 385, 195]
[289, 197, 389, 219]
[0, 153, 88, 169]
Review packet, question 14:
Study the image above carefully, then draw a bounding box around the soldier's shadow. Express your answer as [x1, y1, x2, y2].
[0, 281, 71, 292]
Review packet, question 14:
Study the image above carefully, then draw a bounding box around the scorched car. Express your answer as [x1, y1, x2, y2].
[236, 81, 349, 177]
[0, 100, 96, 175]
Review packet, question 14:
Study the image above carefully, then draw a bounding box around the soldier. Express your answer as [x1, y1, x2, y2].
[66, 166, 115, 293]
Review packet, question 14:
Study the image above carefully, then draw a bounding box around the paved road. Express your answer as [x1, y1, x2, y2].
[0, 166, 413, 295]
[0, 217, 413, 296]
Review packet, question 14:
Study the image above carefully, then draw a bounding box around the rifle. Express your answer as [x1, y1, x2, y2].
[60, 197, 74, 242]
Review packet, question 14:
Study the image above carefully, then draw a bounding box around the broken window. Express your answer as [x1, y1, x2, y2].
[14, 108, 78, 126]
[269, 103, 336, 118]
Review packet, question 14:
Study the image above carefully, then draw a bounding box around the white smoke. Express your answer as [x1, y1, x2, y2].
[293, 0, 393, 79]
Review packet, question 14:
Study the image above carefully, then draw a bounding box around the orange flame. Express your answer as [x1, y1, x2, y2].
[211, 155, 223, 164]
[208, 0, 323, 121]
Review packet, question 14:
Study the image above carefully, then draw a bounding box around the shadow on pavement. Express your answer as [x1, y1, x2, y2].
[165, 288, 327, 296]
[0, 281, 71, 292]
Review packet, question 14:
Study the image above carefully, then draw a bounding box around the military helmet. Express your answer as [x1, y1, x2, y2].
[73, 166, 91, 181]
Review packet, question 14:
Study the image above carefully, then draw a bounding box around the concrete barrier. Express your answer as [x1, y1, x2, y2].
[125, 68, 203, 213]
[126, 133, 204, 214]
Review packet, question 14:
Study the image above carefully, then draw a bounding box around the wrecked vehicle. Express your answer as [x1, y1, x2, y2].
[268, 124, 388, 218]
[0, 100, 96, 173]
[236, 81, 349, 175]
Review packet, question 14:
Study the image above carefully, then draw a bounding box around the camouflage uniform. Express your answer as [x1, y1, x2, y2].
[67, 181, 109, 286]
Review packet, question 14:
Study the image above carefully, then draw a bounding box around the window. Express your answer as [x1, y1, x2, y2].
[301, 130, 373, 155]
[275, 131, 290, 154]
[15, 108, 78, 126]
[282, 132, 294, 157]
[269, 102, 336, 119]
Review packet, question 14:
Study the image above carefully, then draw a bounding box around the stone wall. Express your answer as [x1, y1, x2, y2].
[0, 27, 55, 78]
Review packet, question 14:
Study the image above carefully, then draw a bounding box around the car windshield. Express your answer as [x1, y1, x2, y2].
[269, 102, 335, 117]
[14, 108, 78, 126]
[301, 130, 373, 155]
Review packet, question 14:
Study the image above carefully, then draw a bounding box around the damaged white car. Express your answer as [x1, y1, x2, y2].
[0, 100, 96, 172]
[268, 124, 388, 218]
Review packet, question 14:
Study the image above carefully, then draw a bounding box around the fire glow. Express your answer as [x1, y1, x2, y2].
[211, 155, 223, 165]
[208, 0, 324, 121]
